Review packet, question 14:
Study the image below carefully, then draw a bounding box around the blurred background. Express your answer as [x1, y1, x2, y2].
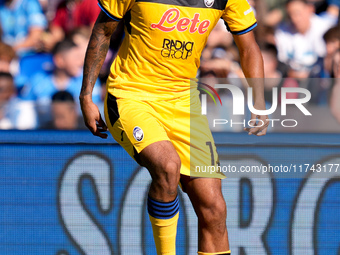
[0, 0, 339, 132]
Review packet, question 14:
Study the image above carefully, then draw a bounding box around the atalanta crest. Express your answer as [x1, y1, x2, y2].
[133, 126, 144, 142]
[204, 0, 214, 7]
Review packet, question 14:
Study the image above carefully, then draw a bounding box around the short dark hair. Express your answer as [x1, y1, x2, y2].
[260, 43, 278, 58]
[0, 42, 16, 61]
[52, 91, 75, 103]
[52, 39, 77, 56]
[323, 26, 340, 43]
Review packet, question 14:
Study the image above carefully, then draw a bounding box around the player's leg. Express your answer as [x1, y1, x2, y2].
[166, 90, 228, 253]
[181, 176, 231, 254]
[139, 140, 181, 255]
[104, 94, 181, 255]
[139, 140, 181, 202]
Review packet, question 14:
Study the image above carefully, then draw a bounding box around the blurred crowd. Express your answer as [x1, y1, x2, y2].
[0, 0, 339, 130]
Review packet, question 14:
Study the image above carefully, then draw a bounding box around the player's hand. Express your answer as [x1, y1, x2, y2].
[244, 113, 269, 136]
[80, 96, 108, 139]
[244, 103, 269, 136]
[244, 114, 269, 136]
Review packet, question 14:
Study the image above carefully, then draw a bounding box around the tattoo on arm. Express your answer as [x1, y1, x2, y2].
[80, 11, 119, 99]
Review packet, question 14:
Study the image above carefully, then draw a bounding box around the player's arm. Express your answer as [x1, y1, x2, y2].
[80, 11, 119, 138]
[233, 31, 269, 136]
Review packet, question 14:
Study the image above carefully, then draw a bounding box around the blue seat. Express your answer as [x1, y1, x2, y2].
[15, 53, 54, 96]
[19, 53, 54, 79]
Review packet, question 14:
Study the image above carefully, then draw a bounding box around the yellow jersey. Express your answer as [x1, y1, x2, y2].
[98, 0, 257, 100]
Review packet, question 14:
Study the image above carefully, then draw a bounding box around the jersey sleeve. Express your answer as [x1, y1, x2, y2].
[221, 0, 257, 35]
[97, 0, 134, 21]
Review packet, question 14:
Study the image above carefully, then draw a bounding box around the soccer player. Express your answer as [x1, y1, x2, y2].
[80, 0, 269, 254]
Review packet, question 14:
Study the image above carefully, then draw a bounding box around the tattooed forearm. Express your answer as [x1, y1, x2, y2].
[80, 11, 119, 100]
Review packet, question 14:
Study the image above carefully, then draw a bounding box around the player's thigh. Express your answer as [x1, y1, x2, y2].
[139, 140, 181, 181]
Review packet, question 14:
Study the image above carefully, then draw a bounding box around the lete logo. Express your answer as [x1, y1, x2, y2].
[151, 8, 211, 34]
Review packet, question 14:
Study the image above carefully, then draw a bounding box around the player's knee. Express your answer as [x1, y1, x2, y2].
[163, 160, 181, 193]
[154, 159, 181, 195]
[199, 197, 227, 228]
